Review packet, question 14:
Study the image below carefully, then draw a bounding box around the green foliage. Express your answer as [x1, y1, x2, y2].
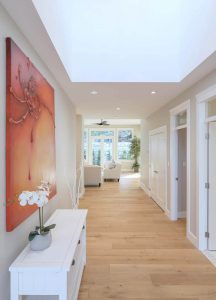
[28, 224, 56, 241]
[129, 136, 141, 170]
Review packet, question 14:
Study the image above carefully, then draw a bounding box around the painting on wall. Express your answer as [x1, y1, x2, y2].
[6, 38, 56, 231]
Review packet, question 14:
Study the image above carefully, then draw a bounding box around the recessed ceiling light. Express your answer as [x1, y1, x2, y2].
[90, 90, 98, 95]
[116, 107, 120, 111]
[151, 90, 157, 94]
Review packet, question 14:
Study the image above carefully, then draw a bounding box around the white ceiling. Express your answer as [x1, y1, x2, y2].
[1, 0, 216, 118]
[33, 0, 216, 82]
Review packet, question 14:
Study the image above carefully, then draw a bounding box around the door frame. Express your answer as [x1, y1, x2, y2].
[90, 135, 115, 166]
[169, 100, 191, 238]
[149, 125, 167, 212]
[196, 84, 216, 250]
[88, 128, 115, 165]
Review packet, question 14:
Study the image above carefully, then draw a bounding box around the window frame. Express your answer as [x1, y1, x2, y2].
[88, 128, 115, 165]
[83, 128, 89, 162]
[116, 128, 134, 162]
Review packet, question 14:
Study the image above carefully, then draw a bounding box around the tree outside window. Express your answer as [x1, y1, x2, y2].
[118, 130, 133, 160]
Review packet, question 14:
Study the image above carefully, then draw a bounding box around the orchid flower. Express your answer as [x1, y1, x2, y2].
[18, 181, 55, 241]
[19, 191, 33, 206]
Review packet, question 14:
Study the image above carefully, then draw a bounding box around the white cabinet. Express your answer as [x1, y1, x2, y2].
[9, 209, 88, 300]
[149, 128, 166, 210]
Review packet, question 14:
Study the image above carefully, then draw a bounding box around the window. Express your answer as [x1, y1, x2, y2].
[176, 110, 187, 127]
[118, 129, 133, 160]
[84, 130, 88, 161]
[91, 130, 114, 137]
[90, 130, 114, 166]
[207, 98, 216, 118]
[92, 138, 101, 165]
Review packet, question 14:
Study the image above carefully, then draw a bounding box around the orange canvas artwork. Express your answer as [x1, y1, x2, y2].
[6, 38, 56, 231]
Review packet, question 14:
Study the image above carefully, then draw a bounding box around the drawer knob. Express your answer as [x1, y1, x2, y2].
[71, 259, 75, 266]
[78, 240, 81, 245]
[82, 225, 85, 230]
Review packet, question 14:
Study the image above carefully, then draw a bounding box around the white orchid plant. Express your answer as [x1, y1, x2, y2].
[18, 181, 56, 241]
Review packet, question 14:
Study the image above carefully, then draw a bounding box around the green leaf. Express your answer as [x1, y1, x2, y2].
[43, 224, 56, 232]
[28, 230, 39, 241]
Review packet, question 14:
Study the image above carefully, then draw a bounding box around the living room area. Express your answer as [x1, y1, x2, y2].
[82, 119, 141, 188]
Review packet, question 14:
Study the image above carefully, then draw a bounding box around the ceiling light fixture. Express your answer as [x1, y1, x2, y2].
[90, 90, 98, 95]
[151, 90, 157, 94]
[116, 107, 120, 111]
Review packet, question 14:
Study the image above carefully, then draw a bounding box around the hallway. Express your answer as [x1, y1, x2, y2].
[79, 174, 216, 300]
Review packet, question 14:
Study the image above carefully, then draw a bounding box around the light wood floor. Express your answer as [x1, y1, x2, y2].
[79, 173, 216, 300]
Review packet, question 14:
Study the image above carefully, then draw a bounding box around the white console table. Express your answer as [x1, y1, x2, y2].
[9, 209, 88, 300]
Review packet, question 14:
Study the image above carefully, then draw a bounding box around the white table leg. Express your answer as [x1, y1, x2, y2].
[11, 273, 22, 300]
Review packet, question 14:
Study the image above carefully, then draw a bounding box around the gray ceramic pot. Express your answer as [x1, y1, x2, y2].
[30, 231, 52, 251]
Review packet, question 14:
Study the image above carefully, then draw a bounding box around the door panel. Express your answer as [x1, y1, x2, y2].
[91, 137, 114, 166]
[208, 122, 216, 250]
[177, 128, 187, 216]
[92, 138, 101, 166]
[149, 131, 166, 210]
[150, 135, 157, 201]
[157, 133, 166, 209]
[104, 138, 113, 163]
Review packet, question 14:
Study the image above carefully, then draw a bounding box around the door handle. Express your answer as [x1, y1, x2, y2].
[154, 170, 159, 174]
[176, 177, 179, 181]
[71, 259, 75, 266]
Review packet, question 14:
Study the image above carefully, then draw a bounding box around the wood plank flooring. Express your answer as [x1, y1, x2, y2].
[78, 173, 216, 300]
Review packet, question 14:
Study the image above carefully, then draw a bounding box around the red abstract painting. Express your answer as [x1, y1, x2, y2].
[6, 38, 56, 231]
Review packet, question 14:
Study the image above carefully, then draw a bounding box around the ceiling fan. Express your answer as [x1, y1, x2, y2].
[94, 119, 110, 126]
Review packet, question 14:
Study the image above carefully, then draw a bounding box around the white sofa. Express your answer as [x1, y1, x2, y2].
[84, 165, 102, 187]
[103, 162, 122, 181]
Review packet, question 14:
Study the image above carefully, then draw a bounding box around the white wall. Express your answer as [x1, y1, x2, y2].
[76, 115, 85, 197]
[180, 0, 216, 79]
[0, 5, 76, 300]
[140, 70, 216, 239]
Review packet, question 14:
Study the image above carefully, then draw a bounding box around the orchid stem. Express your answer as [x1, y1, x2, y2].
[41, 207, 44, 228]
[39, 207, 42, 234]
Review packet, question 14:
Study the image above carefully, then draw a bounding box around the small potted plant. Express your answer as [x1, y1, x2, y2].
[129, 136, 141, 172]
[18, 181, 56, 251]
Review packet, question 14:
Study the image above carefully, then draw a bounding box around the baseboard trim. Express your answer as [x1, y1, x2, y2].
[203, 250, 216, 267]
[140, 182, 150, 196]
[187, 231, 198, 248]
[178, 211, 186, 218]
[165, 208, 171, 219]
[79, 188, 85, 199]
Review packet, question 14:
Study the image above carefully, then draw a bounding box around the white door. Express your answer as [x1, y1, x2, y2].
[157, 132, 166, 209]
[208, 121, 216, 250]
[149, 131, 166, 210]
[149, 134, 158, 202]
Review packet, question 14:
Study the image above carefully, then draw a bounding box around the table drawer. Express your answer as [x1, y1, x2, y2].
[19, 271, 63, 293]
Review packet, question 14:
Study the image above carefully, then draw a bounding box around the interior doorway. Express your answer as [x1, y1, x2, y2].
[177, 128, 187, 219]
[90, 135, 114, 166]
[149, 126, 167, 211]
[170, 100, 191, 238]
